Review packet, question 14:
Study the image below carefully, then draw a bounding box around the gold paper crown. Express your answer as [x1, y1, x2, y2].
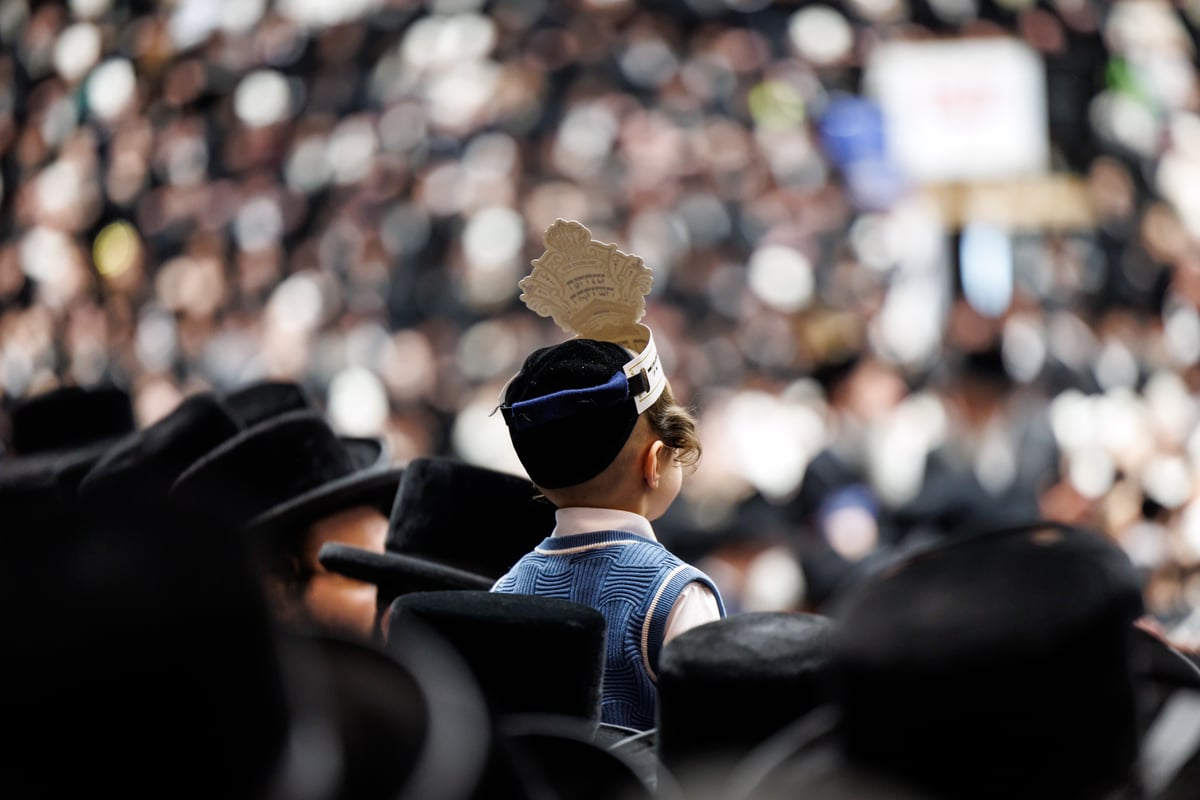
[516, 219, 665, 414]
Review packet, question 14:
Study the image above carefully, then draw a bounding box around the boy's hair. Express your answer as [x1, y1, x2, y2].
[643, 382, 701, 471]
[503, 338, 694, 489]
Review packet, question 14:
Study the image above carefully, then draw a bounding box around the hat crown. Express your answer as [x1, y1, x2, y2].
[387, 590, 607, 720]
[223, 380, 316, 427]
[831, 522, 1145, 799]
[78, 392, 240, 505]
[385, 456, 555, 577]
[9, 384, 135, 456]
[171, 410, 364, 529]
[834, 523, 1144, 659]
[657, 612, 837, 772]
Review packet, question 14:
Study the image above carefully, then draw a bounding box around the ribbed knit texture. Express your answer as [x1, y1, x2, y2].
[493, 530, 725, 730]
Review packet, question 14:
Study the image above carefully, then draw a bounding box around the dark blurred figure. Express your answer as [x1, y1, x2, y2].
[0, 501, 293, 797]
[0, 489, 502, 799]
[172, 409, 402, 642]
[656, 611, 836, 797]
[318, 456, 558, 634]
[893, 343, 1052, 540]
[4, 383, 135, 458]
[0, 383, 137, 526]
[732, 520, 1200, 800]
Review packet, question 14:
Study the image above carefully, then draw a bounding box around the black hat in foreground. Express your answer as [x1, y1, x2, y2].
[1, 504, 291, 796]
[1, 496, 501, 800]
[499, 713, 659, 800]
[829, 521, 1146, 800]
[318, 456, 557, 611]
[170, 410, 402, 540]
[709, 522, 1200, 800]
[273, 622, 500, 800]
[501, 338, 646, 489]
[386, 590, 608, 723]
[656, 611, 836, 785]
[720, 708, 936, 800]
[7, 383, 135, 456]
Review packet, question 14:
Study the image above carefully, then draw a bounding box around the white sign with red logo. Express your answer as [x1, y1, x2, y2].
[864, 37, 1050, 184]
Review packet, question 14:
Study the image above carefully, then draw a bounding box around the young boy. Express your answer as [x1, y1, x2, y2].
[493, 336, 726, 731]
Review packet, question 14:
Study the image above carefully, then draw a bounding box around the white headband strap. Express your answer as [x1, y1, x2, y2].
[624, 325, 665, 415]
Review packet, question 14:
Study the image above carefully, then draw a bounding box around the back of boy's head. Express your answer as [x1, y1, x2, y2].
[502, 338, 644, 490]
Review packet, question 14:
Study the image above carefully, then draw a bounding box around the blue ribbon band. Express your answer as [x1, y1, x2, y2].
[501, 369, 649, 432]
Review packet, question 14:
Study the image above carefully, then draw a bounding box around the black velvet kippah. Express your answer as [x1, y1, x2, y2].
[503, 339, 642, 489]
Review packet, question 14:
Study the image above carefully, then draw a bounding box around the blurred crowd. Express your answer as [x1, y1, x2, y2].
[4, 0, 1200, 639]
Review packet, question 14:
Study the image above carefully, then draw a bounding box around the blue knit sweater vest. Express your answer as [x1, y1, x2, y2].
[492, 530, 725, 730]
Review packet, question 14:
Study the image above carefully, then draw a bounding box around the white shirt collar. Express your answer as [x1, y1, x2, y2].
[552, 507, 656, 541]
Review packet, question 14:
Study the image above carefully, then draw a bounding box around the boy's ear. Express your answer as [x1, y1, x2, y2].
[643, 439, 666, 489]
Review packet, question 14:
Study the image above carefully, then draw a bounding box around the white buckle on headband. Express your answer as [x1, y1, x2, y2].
[624, 327, 665, 415]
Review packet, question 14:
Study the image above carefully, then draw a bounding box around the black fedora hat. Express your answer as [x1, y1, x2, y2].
[272, 623, 500, 800]
[1, 489, 502, 799]
[2, 384, 138, 520]
[170, 409, 403, 539]
[0, 437, 123, 529]
[714, 525, 1200, 800]
[715, 522, 1200, 800]
[7, 383, 135, 457]
[385, 590, 607, 723]
[318, 456, 558, 608]
[222, 379, 317, 427]
[2, 502, 292, 796]
[221, 379, 391, 472]
[499, 712, 659, 800]
[828, 521, 1147, 800]
[75, 391, 242, 512]
[656, 611, 837, 787]
[721, 708, 937, 800]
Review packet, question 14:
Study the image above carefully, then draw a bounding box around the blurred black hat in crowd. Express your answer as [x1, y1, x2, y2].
[1, 384, 139, 525]
[717, 521, 1200, 800]
[76, 391, 242, 513]
[222, 380, 317, 428]
[385, 590, 607, 724]
[499, 712, 659, 800]
[170, 409, 402, 540]
[830, 521, 1147, 800]
[1, 503, 292, 796]
[7, 383, 135, 457]
[1, 488, 508, 799]
[318, 456, 557, 613]
[221, 379, 391, 471]
[656, 611, 837, 789]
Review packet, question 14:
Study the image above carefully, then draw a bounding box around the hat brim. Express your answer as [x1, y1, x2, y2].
[318, 543, 496, 599]
[731, 737, 937, 800]
[247, 467, 404, 538]
[499, 713, 657, 800]
[1131, 624, 1200, 692]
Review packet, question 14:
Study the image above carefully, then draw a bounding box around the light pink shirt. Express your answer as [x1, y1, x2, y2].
[552, 507, 722, 643]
